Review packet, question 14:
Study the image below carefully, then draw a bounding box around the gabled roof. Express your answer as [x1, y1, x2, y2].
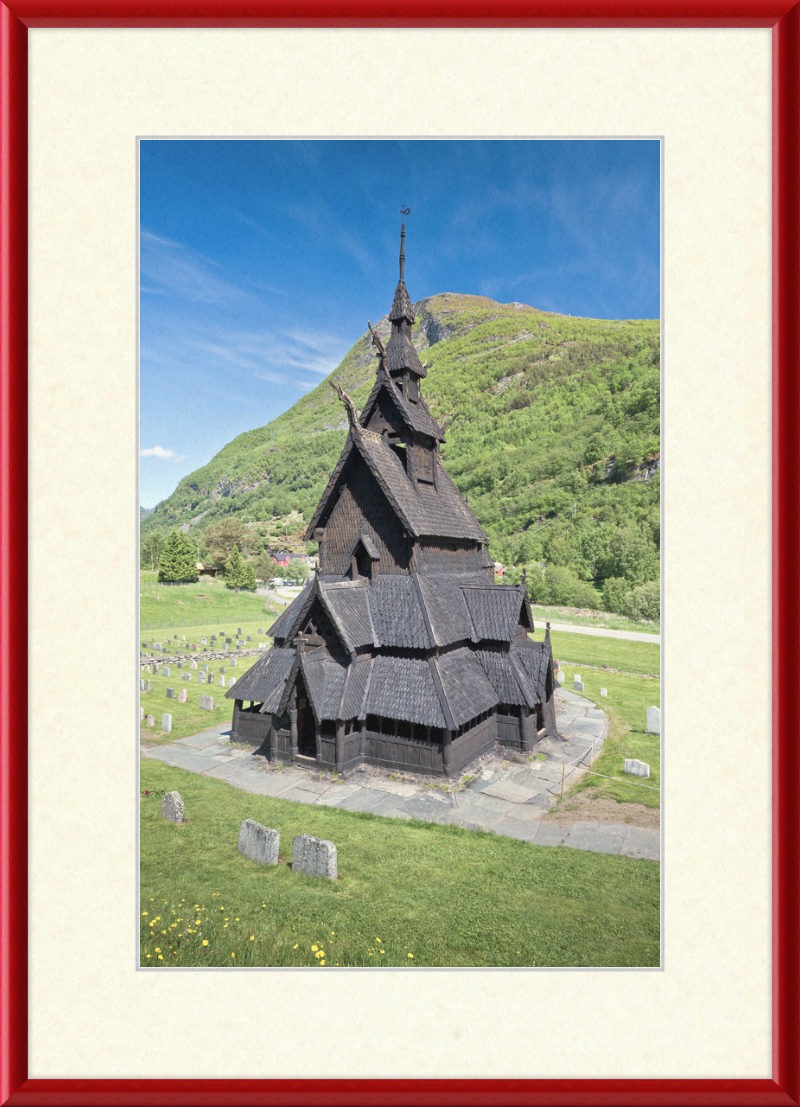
[386, 324, 426, 377]
[364, 655, 446, 728]
[224, 646, 296, 710]
[433, 647, 499, 728]
[461, 585, 527, 642]
[475, 649, 536, 708]
[359, 361, 443, 441]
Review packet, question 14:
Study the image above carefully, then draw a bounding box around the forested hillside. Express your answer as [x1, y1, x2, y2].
[141, 294, 660, 616]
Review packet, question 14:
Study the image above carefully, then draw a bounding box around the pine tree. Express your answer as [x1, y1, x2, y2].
[225, 544, 245, 589]
[157, 529, 198, 583]
[240, 562, 257, 591]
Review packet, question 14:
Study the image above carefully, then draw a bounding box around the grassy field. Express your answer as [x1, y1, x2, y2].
[553, 663, 660, 809]
[140, 654, 262, 744]
[140, 759, 660, 969]
[140, 576, 283, 635]
[548, 630, 660, 676]
[531, 603, 660, 635]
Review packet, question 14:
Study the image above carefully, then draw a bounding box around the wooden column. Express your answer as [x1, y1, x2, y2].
[315, 722, 322, 765]
[268, 715, 278, 763]
[231, 698, 243, 743]
[442, 728, 453, 774]
[289, 708, 298, 763]
[520, 706, 534, 752]
[360, 718, 367, 758]
[335, 719, 345, 774]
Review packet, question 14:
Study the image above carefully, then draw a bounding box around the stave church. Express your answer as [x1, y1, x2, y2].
[225, 226, 558, 777]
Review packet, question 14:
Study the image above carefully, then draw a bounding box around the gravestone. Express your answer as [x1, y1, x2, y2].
[237, 819, 279, 865]
[162, 713, 172, 733]
[600, 688, 608, 697]
[259, 643, 266, 648]
[190, 661, 197, 670]
[139, 707, 144, 720]
[146, 715, 155, 727]
[144, 680, 151, 692]
[197, 673, 205, 684]
[161, 790, 183, 823]
[166, 687, 175, 699]
[573, 675, 584, 692]
[201, 638, 207, 646]
[161, 666, 170, 678]
[219, 675, 226, 687]
[179, 688, 189, 702]
[223, 643, 229, 650]
[202, 664, 208, 672]
[258, 628, 263, 634]
[182, 673, 191, 682]
[292, 834, 337, 880]
[199, 695, 214, 711]
[247, 636, 251, 642]
[140, 679, 145, 691]
[624, 759, 650, 778]
[230, 659, 237, 668]
[226, 638, 232, 644]
[646, 706, 661, 734]
[220, 666, 225, 673]
[228, 677, 236, 689]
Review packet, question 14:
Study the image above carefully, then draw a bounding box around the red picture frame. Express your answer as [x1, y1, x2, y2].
[2, 4, 798, 1105]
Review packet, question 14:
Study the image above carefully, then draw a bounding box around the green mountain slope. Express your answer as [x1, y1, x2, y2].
[142, 293, 660, 611]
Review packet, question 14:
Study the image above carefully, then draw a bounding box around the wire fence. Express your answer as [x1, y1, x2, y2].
[555, 742, 659, 796]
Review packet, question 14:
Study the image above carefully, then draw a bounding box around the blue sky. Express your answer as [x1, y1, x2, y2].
[140, 139, 660, 508]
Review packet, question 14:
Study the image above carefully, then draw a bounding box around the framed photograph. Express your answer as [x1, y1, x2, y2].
[2, 3, 798, 1104]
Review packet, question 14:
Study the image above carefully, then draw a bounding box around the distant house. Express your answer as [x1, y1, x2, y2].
[494, 562, 505, 578]
[270, 550, 308, 568]
[196, 562, 220, 578]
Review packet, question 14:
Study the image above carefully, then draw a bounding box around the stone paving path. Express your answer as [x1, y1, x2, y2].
[141, 687, 659, 862]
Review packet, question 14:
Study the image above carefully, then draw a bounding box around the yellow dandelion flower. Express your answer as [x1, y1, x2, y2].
[380, 950, 385, 954]
[311, 944, 318, 952]
[162, 930, 166, 935]
[223, 924, 228, 928]
[235, 918, 239, 921]
[250, 936, 255, 941]
[231, 953, 235, 958]
[142, 911, 148, 916]
[320, 960, 325, 965]
[146, 954, 151, 959]
[408, 953, 414, 959]
[155, 947, 161, 953]
[195, 919, 201, 925]
[331, 931, 335, 936]
[202, 939, 209, 946]
[293, 944, 298, 949]
[158, 955, 163, 960]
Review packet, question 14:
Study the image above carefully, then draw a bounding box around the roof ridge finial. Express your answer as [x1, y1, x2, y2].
[400, 223, 405, 281]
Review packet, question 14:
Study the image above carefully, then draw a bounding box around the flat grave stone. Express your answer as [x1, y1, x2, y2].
[166, 687, 175, 699]
[237, 819, 279, 865]
[161, 790, 183, 823]
[646, 706, 661, 734]
[228, 677, 236, 689]
[624, 758, 650, 778]
[178, 689, 188, 703]
[161, 666, 170, 677]
[162, 713, 173, 733]
[199, 695, 214, 711]
[600, 688, 608, 697]
[146, 715, 155, 727]
[292, 834, 337, 880]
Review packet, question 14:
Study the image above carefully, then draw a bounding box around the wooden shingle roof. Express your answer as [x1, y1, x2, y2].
[434, 647, 499, 728]
[224, 647, 296, 710]
[359, 362, 443, 440]
[386, 324, 426, 377]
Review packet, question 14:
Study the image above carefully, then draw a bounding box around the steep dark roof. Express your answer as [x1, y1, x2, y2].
[302, 654, 348, 721]
[386, 324, 426, 377]
[357, 433, 486, 541]
[364, 655, 446, 728]
[388, 278, 415, 324]
[434, 647, 498, 728]
[511, 640, 551, 701]
[359, 364, 443, 440]
[476, 649, 536, 708]
[368, 576, 432, 649]
[225, 647, 295, 711]
[414, 574, 475, 647]
[321, 582, 375, 650]
[461, 585, 526, 641]
[267, 579, 315, 640]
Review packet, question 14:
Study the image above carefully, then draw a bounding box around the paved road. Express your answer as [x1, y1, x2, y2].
[141, 687, 659, 862]
[546, 621, 660, 644]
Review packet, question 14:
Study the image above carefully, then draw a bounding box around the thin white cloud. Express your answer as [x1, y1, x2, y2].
[140, 229, 247, 306]
[140, 445, 186, 461]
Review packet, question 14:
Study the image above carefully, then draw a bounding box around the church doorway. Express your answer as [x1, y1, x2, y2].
[295, 676, 317, 758]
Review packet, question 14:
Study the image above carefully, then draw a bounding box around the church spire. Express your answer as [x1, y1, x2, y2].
[388, 223, 415, 326]
[399, 222, 406, 281]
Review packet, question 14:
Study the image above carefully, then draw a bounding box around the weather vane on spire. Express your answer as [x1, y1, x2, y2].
[401, 205, 410, 215]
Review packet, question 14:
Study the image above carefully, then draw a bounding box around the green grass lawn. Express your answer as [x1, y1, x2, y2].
[554, 664, 661, 809]
[140, 577, 283, 635]
[140, 760, 660, 969]
[140, 654, 262, 743]
[547, 630, 660, 676]
[530, 603, 660, 636]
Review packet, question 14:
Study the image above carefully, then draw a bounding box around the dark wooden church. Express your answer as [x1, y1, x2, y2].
[226, 227, 558, 777]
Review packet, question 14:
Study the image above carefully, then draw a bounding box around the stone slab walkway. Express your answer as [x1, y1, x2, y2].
[141, 688, 659, 862]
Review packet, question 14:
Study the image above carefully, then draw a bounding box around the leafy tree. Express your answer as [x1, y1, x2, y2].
[284, 558, 311, 584]
[203, 519, 253, 567]
[141, 531, 165, 570]
[157, 530, 198, 583]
